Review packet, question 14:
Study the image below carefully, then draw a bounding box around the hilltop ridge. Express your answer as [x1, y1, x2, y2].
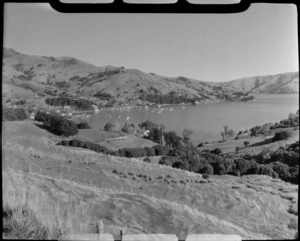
[3, 47, 254, 105]
[218, 72, 299, 94]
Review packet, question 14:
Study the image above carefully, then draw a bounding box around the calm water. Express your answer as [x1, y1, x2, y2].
[88, 94, 299, 144]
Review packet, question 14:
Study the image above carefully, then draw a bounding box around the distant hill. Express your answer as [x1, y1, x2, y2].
[2, 48, 253, 104]
[219, 72, 299, 94]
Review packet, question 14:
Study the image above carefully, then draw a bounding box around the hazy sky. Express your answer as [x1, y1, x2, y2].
[3, 3, 298, 82]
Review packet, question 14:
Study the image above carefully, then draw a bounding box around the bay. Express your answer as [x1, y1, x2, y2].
[88, 94, 299, 144]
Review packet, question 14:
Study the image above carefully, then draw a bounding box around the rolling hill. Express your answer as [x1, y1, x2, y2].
[2, 48, 252, 104]
[219, 72, 299, 94]
[2, 121, 298, 239]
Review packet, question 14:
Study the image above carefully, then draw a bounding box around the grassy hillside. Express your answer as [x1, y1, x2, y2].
[2, 121, 298, 239]
[219, 72, 299, 94]
[3, 48, 254, 105]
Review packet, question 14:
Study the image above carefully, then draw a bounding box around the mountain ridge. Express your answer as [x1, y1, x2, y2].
[2, 47, 297, 106]
[218, 72, 299, 94]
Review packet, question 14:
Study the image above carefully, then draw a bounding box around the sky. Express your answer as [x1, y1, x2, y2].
[3, 2, 298, 82]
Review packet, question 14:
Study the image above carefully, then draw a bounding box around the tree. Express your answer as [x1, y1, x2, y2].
[273, 131, 293, 142]
[164, 131, 179, 149]
[77, 121, 91, 129]
[227, 129, 236, 138]
[183, 129, 193, 143]
[3, 107, 28, 121]
[104, 123, 115, 132]
[211, 148, 222, 155]
[244, 141, 250, 148]
[138, 120, 158, 130]
[121, 123, 129, 133]
[221, 132, 226, 141]
[35, 110, 48, 122]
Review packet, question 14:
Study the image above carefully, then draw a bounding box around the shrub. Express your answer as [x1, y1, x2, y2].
[35, 111, 49, 122]
[14, 99, 26, 105]
[159, 156, 181, 167]
[108, 150, 119, 156]
[93, 144, 109, 154]
[273, 131, 293, 142]
[104, 123, 115, 132]
[152, 145, 169, 156]
[172, 160, 187, 170]
[197, 143, 204, 148]
[38, 112, 78, 136]
[144, 147, 155, 156]
[288, 218, 298, 230]
[244, 141, 250, 147]
[77, 121, 91, 129]
[3, 107, 28, 121]
[180, 180, 186, 185]
[59, 140, 69, 146]
[202, 173, 209, 179]
[121, 123, 129, 133]
[157, 175, 164, 179]
[69, 139, 80, 147]
[211, 148, 222, 155]
[200, 164, 214, 175]
[93, 92, 113, 100]
[143, 157, 151, 163]
[118, 148, 147, 158]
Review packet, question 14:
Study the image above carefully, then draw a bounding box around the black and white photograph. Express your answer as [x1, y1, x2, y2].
[2, 1, 299, 240]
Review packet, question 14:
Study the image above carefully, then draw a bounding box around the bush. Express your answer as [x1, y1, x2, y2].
[59, 140, 69, 146]
[14, 99, 26, 105]
[104, 123, 115, 132]
[158, 156, 181, 167]
[3, 107, 28, 121]
[41, 112, 78, 136]
[143, 157, 151, 163]
[144, 147, 155, 156]
[118, 148, 147, 158]
[202, 173, 210, 179]
[244, 141, 250, 147]
[34, 111, 48, 122]
[273, 131, 293, 142]
[200, 164, 214, 175]
[152, 145, 168, 156]
[77, 121, 91, 129]
[211, 148, 222, 155]
[94, 144, 109, 154]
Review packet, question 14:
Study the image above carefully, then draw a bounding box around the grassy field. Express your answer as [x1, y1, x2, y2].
[2, 121, 298, 240]
[197, 129, 299, 157]
[73, 129, 157, 150]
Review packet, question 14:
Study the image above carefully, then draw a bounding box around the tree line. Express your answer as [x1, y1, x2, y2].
[45, 97, 95, 110]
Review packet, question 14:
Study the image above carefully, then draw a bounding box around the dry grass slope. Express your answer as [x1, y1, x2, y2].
[2, 121, 299, 240]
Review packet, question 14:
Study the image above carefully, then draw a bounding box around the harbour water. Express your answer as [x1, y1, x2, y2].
[87, 94, 299, 144]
